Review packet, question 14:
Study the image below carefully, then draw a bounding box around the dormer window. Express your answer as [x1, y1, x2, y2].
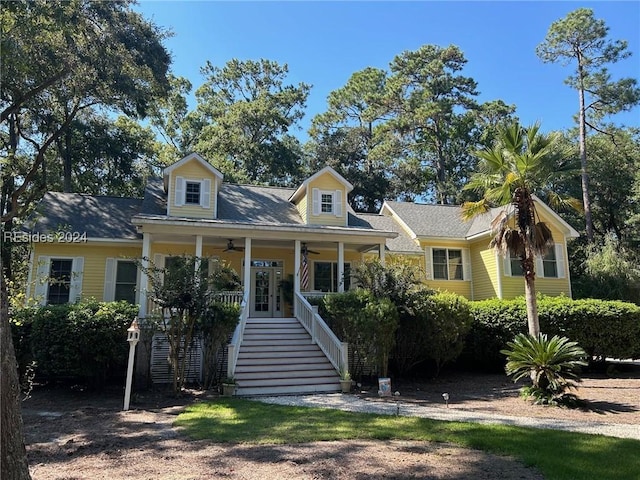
[174, 176, 211, 208]
[185, 181, 201, 205]
[321, 192, 334, 213]
[312, 188, 343, 217]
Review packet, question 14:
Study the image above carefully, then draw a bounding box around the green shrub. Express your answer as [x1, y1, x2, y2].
[394, 289, 472, 376]
[461, 296, 640, 371]
[422, 292, 473, 376]
[323, 289, 399, 377]
[11, 300, 138, 388]
[460, 298, 528, 371]
[539, 296, 640, 360]
[502, 333, 587, 405]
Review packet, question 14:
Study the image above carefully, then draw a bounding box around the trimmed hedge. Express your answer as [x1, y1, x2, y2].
[10, 300, 138, 388]
[460, 296, 640, 371]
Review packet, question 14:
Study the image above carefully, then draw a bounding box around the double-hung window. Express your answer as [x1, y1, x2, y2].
[48, 259, 73, 304]
[505, 244, 565, 278]
[432, 248, 464, 280]
[313, 262, 351, 292]
[114, 261, 137, 303]
[33, 256, 84, 305]
[174, 176, 211, 208]
[320, 193, 334, 213]
[185, 181, 201, 205]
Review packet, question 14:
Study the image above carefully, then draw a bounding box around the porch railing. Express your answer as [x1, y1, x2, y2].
[226, 290, 249, 379]
[294, 291, 348, 375]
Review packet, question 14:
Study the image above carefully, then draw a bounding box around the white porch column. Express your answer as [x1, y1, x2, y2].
[379, 242, 386, 265]
[195, 235, 203, 273]
[139, 232, 151, 318]
[294, 240, 301, 295]
[243, 237, 252, 301]
[337, 242, 345, 293]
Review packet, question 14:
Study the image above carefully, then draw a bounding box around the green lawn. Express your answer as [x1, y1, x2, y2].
[175, 398, 640, 480]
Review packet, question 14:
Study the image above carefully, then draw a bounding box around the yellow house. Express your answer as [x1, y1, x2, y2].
[24, 153, 578, 393]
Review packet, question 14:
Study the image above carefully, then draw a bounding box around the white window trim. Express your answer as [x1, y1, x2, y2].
[34, 256, 84, 306]
[104, 258, 139, 303]
[311, 188, 343, 217]
[426, 247, 470, 281]
[174, 176, 211, 209]
[505, 244, 565, 279]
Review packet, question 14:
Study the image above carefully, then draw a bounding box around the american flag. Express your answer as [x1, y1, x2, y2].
[301, 250, 309, 291]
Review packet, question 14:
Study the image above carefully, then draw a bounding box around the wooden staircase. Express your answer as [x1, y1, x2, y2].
[234, 317, 341, 396]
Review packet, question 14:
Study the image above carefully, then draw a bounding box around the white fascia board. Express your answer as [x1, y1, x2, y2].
[133, 215, 399, 240]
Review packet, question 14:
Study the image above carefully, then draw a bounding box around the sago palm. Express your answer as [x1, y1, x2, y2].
[501, 333, 587, 403]
[462, 121, 578, 336]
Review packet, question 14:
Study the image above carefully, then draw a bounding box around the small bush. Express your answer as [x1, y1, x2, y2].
[323, 289, 399, 378]
[11, 300, 138, 388]
[502, 333, 587, 405]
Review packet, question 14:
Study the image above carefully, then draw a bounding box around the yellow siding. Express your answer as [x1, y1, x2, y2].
[425, 280, 472, 298]
[297, 194, 308, 223]
[168, 159, 218, 219]
[470, 238, 498, 300]
[307, 173, 347, 227]
[500, 208, 572, 299]
[29, 243, 142, 302]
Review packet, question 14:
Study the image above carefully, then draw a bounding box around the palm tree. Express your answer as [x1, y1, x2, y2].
[461, 121, 578, 336]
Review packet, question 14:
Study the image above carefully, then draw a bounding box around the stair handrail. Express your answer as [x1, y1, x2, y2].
[227, 290, 249, 378]
[294, 291, 348, 374]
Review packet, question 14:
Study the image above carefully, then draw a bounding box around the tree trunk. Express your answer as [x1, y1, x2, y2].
[523, 255, 540, 337]
[1, 273, 32, 480]
[577, 61, 594, 242]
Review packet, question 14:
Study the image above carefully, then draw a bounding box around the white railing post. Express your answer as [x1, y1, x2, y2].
[311, 306, 318, 344]
[341, 342, 349, 374]
[226, 344, 235, 378]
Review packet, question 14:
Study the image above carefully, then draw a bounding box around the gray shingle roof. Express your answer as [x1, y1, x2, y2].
[140, 178, 166, 216]
[357, 213, 423, 253]
[384, 201, 473, 238]
[216, 184, 303, 225]
[27, 192, 143, 239]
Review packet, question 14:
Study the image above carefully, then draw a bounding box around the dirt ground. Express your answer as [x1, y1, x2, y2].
[23, 366, 639, 480]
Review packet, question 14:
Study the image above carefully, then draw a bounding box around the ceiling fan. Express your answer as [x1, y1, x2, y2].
[301, 243, 320, 256]
[222, 239, 244, 252]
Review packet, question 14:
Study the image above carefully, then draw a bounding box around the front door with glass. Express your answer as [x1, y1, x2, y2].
[249, 261, 283, 318]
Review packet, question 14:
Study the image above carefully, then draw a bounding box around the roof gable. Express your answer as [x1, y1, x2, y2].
[163, 153, 223, 188]
[289, 166, 354, 203]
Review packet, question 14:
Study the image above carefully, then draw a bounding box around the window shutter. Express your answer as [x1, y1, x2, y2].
[334, 190, 343, 217]
[462, 249, 471, 281]
[103, 258, 116, 301]
[312, 188, 320, 215]
[201, 179, 211, 208]
[69, 257, 84, 303]
[175, 176, 184, 206]
[425, 247, 433, 280]
[34, 256, 51, 305]
[555, 244, 566, 278]
[535, 256, 545, 278]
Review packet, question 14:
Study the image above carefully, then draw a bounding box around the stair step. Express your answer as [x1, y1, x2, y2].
[234, 375, 340, 388]
[240, 337, 311, 348]
[244, 326, 307, 333]
[236, 383, 340, 396]
[243, 333, 310, 341]
[246, 317, 298, 324]
[236, 362, 335, 373]
[237, 353, 328, 363]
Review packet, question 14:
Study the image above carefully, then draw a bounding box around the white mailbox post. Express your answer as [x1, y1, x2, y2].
[123, 319, 140, 411]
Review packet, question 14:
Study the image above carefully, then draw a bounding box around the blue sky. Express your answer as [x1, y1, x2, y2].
[135, 1, 640, 140]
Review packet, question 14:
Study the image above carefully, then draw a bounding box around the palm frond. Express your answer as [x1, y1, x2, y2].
[460, 199, 490, 221]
